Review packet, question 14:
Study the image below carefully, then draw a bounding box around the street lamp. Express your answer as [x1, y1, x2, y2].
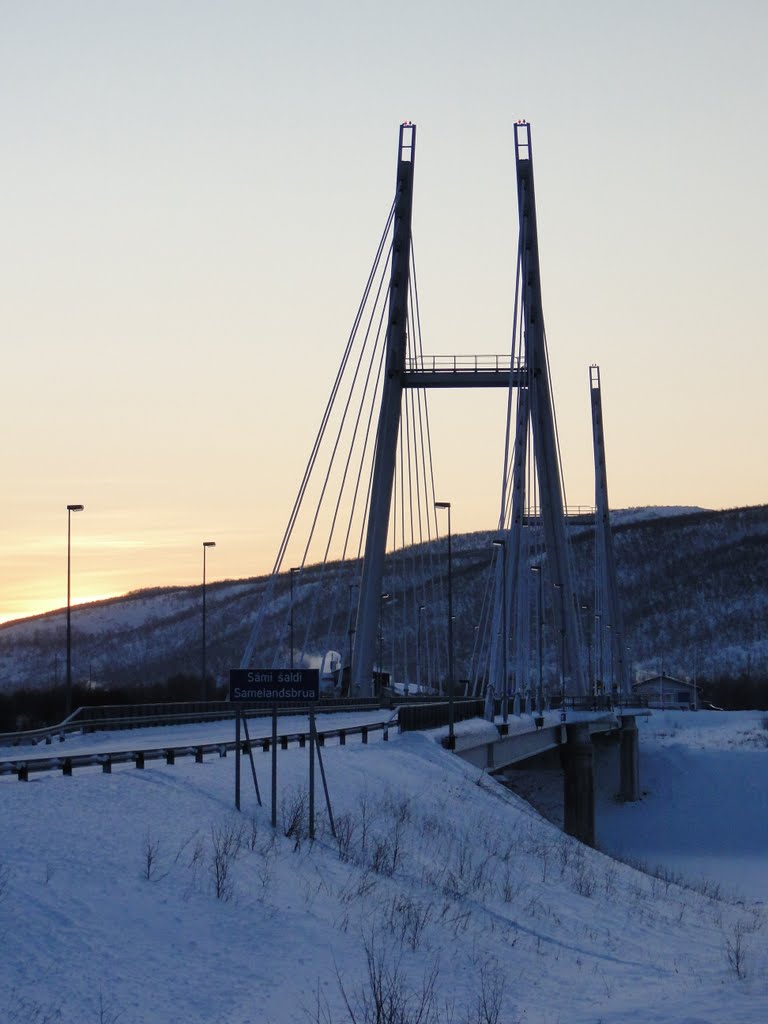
[377, 593, 390, 695]
[595, 612, 603, 694]
[417, 604, 426, 692]
[65, 504, 85, 717]
[581, 604, 593, 694]
[530, 565, 543, 716]
[553, 582, 566, 710]
[492, 539, 508, 723]
[347, 582, 358, 694]
[201, 541, 216, 700]
[289, 567, 300, 670]
[434, 501, 455, 749]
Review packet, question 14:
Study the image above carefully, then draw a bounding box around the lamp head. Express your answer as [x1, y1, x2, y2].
[67, 504, 84, 512]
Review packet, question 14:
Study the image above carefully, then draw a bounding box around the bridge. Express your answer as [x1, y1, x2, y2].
[236, 120, 630, 735]
[6, 122, 643, 850]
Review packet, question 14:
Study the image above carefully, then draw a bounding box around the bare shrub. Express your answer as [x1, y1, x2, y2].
[443, 834, 490, 899]
[464, 960, 506, 1024]
[725, 921, 749, 979]
[5, 989, 61, 1023]
[335, 812, 357, 863]
[724, 916, 763, 979]
[499, 864, 524, 904]
[210, 820, 245, 901]
[96, 990, 124, 1024]
[246, 814, 260, 851]
[386, 894, 433, 951]
[370, 835, 397, 877]
[282, 787, 309, 851]
[569, 851, 596, 898]
[143, 828, 161, 881]
[336, 932, 439, 1024]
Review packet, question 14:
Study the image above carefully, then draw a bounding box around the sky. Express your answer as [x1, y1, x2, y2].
[2, 0, 767, 622]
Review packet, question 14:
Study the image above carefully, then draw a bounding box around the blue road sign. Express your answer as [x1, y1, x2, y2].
[229, 669, 320, 703]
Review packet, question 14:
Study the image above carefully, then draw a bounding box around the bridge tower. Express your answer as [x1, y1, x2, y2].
[352, 123, 416, 696]
[352, 121, 586, 698]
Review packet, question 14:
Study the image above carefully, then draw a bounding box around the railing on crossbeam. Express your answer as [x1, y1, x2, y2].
[405, 354, 523, 374]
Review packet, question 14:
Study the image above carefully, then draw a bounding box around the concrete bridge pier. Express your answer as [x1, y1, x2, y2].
[563, 723, 595, 847]
[620, 715, 640, 802]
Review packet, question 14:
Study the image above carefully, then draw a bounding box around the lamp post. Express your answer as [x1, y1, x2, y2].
[554, 582, 566, 710]
[607, 624, 615, 695]
[469, 624, 479, 697]
[417, 604, 426, 692]
[530, 565, 543, 716]
[289, 567, 300, 670]
[201, 541, 216, 700]
[595, 612, 603, 693]
[347, 582, 358, 693]
[377, 592, 390, 695]
[434, 501, 455, 749]
[65, 503, 84, 716]
[581, 603, 593, 695]
[492, 539, 508, 723]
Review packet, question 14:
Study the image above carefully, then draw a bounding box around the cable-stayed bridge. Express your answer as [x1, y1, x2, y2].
[241, 121, 628, 714]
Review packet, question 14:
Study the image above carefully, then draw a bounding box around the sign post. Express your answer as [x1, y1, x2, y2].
[229, 669, 320, 821]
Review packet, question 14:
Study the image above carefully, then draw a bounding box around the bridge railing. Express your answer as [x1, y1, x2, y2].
[398, 699, 486, 733]
[405, 354, 524, 374]
[0, 697, 382, 748]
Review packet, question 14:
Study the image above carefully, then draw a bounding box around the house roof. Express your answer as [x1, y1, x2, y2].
[633, 674, 695, 690]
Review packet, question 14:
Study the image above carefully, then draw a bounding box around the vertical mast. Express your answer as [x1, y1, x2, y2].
[352, 123, 416, 696]
[514, 121, 586, 695]
[590, 365, 628, 694]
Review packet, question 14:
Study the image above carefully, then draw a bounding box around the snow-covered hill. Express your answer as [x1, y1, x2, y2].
[1, 711, 766, 1023]
[1, 504, 767, 700]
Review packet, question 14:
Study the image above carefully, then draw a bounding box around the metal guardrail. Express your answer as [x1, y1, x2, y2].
[0, 717, 392, 781]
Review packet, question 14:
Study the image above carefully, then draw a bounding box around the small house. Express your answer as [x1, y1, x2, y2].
[632, 673, 698, 710]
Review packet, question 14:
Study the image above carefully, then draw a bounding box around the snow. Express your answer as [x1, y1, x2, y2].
[1, 711, 767, 1022]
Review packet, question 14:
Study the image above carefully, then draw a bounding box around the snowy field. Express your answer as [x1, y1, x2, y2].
[1, 711, 767, 1023]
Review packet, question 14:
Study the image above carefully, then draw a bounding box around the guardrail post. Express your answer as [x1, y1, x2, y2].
[165, 750, 175, 765]
[299, 734, 306, 748]
[361, 726, 368, 744]
[195, 747, 204, 764]
[18, 764, 28, 782]
[339, 730, 346, 746]
[280, 736, 288, 751]
[135, 752, 145, 769]
[63, 758, 72, 776]
[102, 757, 112, 774]
[262, 738, 270, 753]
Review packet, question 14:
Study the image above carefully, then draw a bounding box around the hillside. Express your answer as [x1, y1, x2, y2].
[1, 505, 767, 701]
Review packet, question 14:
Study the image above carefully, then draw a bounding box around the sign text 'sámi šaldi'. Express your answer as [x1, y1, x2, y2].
[229, 669, 320, 703]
